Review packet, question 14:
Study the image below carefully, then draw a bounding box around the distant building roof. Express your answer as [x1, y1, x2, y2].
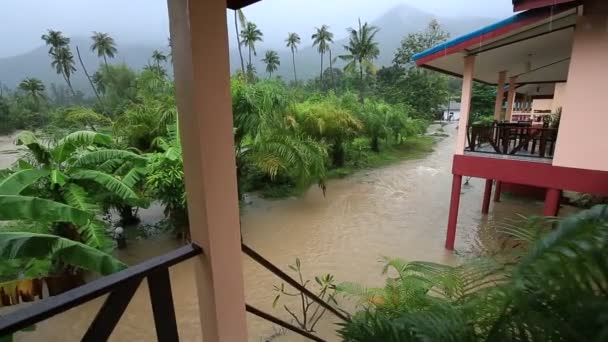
[440, 101, 462, 111]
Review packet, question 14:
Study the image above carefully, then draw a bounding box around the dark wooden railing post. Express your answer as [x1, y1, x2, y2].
[82, 278, 142, 341]
[148, 268, 180, 341]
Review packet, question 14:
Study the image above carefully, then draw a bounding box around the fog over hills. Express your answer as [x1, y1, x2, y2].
[0, 4, 497, 91]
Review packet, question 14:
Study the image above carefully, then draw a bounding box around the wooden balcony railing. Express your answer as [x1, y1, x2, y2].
[0, 243, 347, 342]
[466, 123, 558, 159]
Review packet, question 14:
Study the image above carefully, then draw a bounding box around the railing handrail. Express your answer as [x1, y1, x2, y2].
[2, 242, 348, 341]
[0, 244, 202, 338]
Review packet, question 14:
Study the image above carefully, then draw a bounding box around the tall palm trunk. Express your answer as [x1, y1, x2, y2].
[103, 55, 109, 71]
[291, 49, 298, 83]
[235, 11, 246, 74]
[358, 60, 364, 103]
[62, 73, 76, 96]
[320, 52, 324, 82]
[329, 49, 335, 89]
[76, 46, 102, 104]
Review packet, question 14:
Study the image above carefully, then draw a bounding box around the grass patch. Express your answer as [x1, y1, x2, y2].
[327, 136, 435, 179]
[253, 136, 436, 199]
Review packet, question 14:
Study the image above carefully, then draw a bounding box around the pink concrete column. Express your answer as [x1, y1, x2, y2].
[494, 71, 507, 121]
[505, 76, 518, 122]
[446, 174, 463, 250]
[455, 55, 476, 154]
[543, 188, 561, 217]
[168, 0, 248, 340]
[482, 179, 493, 214]
[494, 181, 502, 202]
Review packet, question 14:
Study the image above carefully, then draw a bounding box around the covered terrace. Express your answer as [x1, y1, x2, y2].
[413, 3, 577, 162]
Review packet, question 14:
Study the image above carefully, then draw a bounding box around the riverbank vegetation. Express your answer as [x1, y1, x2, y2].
[338, 205, 608, 341]
[0, 19, 453, 299]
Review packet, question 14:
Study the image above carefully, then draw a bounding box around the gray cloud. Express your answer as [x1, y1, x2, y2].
[0, 0, 513, 58]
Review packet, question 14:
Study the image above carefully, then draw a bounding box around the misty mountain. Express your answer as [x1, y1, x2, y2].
[0, 4, 495, 92]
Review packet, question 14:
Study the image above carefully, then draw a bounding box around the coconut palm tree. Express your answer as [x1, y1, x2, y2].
[262, 50, 280, 78]
[18, 78, 45, 103]
[233, 9, 248, 74]
[41, 30, 76, 95]
[51, 46, 77, 95]
[151, 50, 167, 69]
[240, 22, 263, 78]
[90, 32, 118, 69]
[41, 29, 69, 54]
[285, 32, 301, 83]
[339, 19, 380, 101]
[312, 25, 334, 82]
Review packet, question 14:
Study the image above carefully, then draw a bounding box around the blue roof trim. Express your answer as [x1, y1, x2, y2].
[412, 10, 532, 62]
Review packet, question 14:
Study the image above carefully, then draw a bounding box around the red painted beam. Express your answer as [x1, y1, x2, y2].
[482, 179, 493, 214]
[446, 175, 463, 251]
[543, 188, 562, 216]
[453, 155, 608, 197]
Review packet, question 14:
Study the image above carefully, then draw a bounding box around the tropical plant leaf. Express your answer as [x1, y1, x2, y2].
[69, 149, 147, 170]
[62, 183, 99, 212]
[0, 195, 94, 226]
[122, 166, 148, 188]
[51, 131, 113, 163]
[0, 169, 49, 195]
[70, 170, 139, 201]
[0, 232, 126, 276]
[15, 131, 51, 165]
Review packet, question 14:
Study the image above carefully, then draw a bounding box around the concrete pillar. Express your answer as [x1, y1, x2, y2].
[505, 76, 518, 122]
[482, 179, 493, 214]
[543, 188, 561, 217]
[167, 0, 248, 340]
[455, 55, 476, 154]
[494, 71, 507, 121]
[494, 181, 502, 202]
[446, 174, 463, 250]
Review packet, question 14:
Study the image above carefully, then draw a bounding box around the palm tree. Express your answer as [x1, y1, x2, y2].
[339, 19, 380, 101]
[233, 9, 248, 74]
[41, 30, 76, 95]
[18, 78, 45, 102]
[240, 22, 264, 76]
[51, 46, 77, 95]
[262, 50, 280, 78]
[297, 101, 362, 167]
[285, 32, 301, 83]
[41, 29, 69, 54]
[312, 25, 334, 82]
[90, 32, 117, 69]
[151, 50, 167, 68]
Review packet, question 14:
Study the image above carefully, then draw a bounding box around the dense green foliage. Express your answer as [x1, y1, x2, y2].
[339, 205, 608, 341]
[0, 18, 444, 295]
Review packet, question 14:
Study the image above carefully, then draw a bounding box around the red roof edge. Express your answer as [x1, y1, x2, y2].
[513, 0, 577, 12]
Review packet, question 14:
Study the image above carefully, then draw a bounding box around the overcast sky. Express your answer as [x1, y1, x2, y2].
[0, 0, 513, 58]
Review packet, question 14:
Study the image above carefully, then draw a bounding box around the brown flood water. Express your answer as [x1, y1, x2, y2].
[4, 124, 577, 341]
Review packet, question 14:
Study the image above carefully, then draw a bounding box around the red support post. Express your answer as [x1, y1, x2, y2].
[494, 181, 502, 202]
[543, 188, 561, 217]
[482, 179, 493, 214]
[446, 174, 463, 251]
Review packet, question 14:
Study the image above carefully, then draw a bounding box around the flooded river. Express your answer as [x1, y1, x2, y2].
[3, 124, 576, 341]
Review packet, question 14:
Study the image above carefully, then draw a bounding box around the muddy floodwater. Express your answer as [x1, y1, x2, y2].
[3, 124, 577, 341]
